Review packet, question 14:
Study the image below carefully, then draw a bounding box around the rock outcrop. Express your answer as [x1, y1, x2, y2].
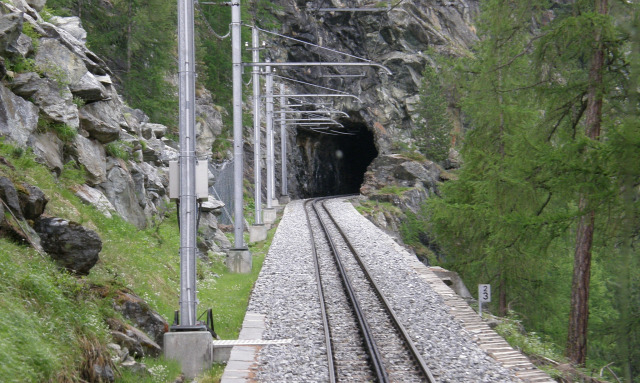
[112, 290, 169, 348]
[17, 181, 48, 219]
[267, 0, 477, 151]
[0, 0, 227, 257]
[360, 154, 442, 213]
[246, 0, 477, 205]
[0, 174, 105, 273]
[35, 216, 103, 275]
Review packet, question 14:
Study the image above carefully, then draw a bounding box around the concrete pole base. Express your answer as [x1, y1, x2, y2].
[271, 198, 280, 207]
[263, 208, 277, 224]
[248, 224, 268, 243]
[164, 331, 213, 379]
[227, 248, 252, 273]
[279, 195, 291, 204]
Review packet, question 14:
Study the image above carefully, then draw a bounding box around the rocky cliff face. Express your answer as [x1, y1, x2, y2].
[262, 0, 476, 203]
[268, 0, 476, 145]
[0, 0, 230, 254]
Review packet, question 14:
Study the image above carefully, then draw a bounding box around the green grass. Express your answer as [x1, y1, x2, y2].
[354, 199, 402, 216]
[195, 215, 279, 382]
[105, 140, 134, 161]
[0, 139, 275, 381]
[37, 119, 78, 143]
[6, 56, 37, 74]
[199, 223, 274, 340]
[494, 315, 569, 380]
[495, 315, 563, 361]
[0, 240, 112, 381]
[375, 185, 414, 196]
[118, 357, 182, 383]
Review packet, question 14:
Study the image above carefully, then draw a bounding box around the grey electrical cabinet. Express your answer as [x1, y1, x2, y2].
[169, 160, 209, 201]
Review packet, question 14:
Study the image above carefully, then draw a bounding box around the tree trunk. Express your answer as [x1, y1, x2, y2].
[566, 0, 607, 366]
[498, 272, 507, 316]
[126, 1, 133, 73]
[567, 204, 595, 365]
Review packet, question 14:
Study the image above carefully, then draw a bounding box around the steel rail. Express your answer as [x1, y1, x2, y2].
[286, 98, 333, 106]
[311, 197, 389, 383]
[289, 122, 343, 127]
[281, 118, 341, 122]
[303, 199, 336, 383]
[321, 198, 437, 383]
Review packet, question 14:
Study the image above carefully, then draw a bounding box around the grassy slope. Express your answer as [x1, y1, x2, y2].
[0, 141, 269, 382]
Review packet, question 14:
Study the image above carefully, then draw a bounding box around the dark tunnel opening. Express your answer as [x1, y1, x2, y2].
[295, 121, 378, 198]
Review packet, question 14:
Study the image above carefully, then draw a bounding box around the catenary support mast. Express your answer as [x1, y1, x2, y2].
[251, 27, 262, 225]
[265, 59, 274, 209]
[177, 0, 197, 326]
[279, 83, 288, 198]
[231, 0, 246, 250]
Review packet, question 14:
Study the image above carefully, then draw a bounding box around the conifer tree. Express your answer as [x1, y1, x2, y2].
[564, 0, 608, 366]
[427, 0, 639, 371]
[48, 0, 178, 127]
[427, 0, 547, 317]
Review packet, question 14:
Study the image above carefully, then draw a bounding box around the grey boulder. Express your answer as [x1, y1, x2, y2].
[35, 217, 102, 275]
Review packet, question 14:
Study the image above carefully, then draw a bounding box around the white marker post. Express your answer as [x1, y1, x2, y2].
[478, 284, 491, 317]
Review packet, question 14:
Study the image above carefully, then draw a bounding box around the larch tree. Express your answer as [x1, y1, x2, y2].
[427, 0, 637, 370]
[427, 0, 551, 317]
[565, 0, 608, 367]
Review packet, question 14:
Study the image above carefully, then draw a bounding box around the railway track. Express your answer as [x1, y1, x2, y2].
[304, 197, 436, 383]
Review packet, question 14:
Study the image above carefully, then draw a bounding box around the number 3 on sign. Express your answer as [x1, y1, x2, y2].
[479, 284, 491, 303]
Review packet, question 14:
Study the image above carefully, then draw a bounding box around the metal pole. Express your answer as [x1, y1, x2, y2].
[177, 0, 197, 326]
[265, 59, 274, 209]
[231, 0, 245, 249]
[279, 83, 288, 197]
[252, 27, 262, 225]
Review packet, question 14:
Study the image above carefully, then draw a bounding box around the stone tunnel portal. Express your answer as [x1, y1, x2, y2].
[294, 121, 378, 198]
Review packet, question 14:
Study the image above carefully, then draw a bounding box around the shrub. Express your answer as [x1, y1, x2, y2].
[105, 140, 133, 161]
[22, 22, 40, 51]
[37, 118, 77, 142]
[7, 57, 37, 74]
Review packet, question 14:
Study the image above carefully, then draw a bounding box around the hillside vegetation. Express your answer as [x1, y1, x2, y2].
[0, 140, 267, 381]
[411, 0, 640, 381]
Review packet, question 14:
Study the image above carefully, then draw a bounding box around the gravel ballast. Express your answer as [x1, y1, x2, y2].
[242, 198, 524, 382]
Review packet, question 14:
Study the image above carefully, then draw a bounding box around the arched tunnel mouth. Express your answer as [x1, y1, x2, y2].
[295, 121, 378, 198]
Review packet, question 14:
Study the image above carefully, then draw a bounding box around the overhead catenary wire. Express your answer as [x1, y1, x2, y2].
[298, 127, 342, 136]
[248, 25, 372, 63]
[194, 0, 231, 39]
[273, 74, 355, 96]
[286, 97, 333, 106]
[310, 0, 407, 13]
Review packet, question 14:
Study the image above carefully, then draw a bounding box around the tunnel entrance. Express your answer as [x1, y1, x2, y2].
[295, 121, 378, 198]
